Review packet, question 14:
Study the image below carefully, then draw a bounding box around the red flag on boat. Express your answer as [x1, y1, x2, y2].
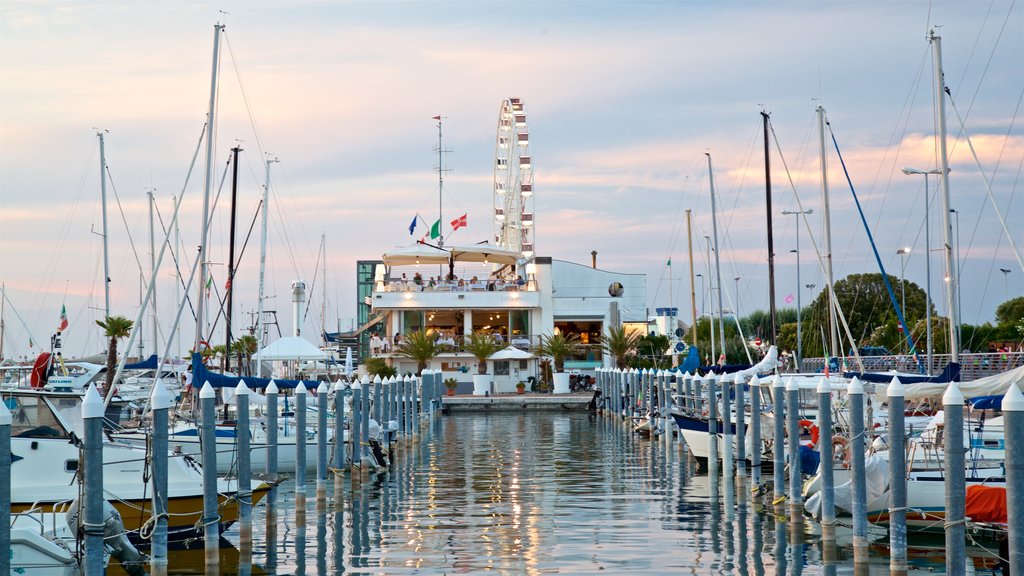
[58, 304, 68, 332]
[451, 213, 467, 231]
[432, 115, 441, 120]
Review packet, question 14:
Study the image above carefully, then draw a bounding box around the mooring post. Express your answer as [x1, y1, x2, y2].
[198, 382, 220, 564]
[333, 380, 346, 469]
[295, 381, 308, 507]
[0, 399, 10, 576]
[749, 376, 762, 488]
[786, 377, 802, 514]
[1004, 382, 1024, 573]
[373, 374, 382, 428]
[316, 381, 329, 499]
[887, 376, 907, 574]
[735, 373, 746, 477]
[943, 381, 966, 575]
[817, 376, 835, 541]
[82, 384, 106, 575]
[236, 380, 252, 529]
[145, 380, 171, 569]
[351, 378, 362, 468]
[707, 374, 719, 479]
[401, 375, 411, 439]
[848, 376, 868, 562]
[266, 381, 279, 481]
[412, 375, 420, 432]
[772, 376, 785, 505]
[362, 375, 372, 446]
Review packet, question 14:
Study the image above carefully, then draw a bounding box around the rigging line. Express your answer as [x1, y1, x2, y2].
[104, 166, 145, 277]
[222, 32, 267, 169]
[827, 122, 922, 371]
[153, 201, 197, 323]
[946, 90, 1024, 274]
[768, 118, 864, 371]
[301, 238, 323, 328]
[204, 200, 265, 344]
[958, 0, 1017, 133]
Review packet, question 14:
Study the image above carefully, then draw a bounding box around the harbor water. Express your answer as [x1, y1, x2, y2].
[112, 411, 1002, 574]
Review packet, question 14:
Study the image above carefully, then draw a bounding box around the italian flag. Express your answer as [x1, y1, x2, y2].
[58, 304, 68, 332]
[430, 219, 441, 240]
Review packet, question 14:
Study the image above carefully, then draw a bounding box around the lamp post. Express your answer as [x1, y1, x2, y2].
[897, 247, 911, 354]
[734, 276, 741, 322]
[782, 209, 813, 366]
[1001, 269, 1012, 303]
[903, 167, 941, 373]
[696, 273, 704, 318]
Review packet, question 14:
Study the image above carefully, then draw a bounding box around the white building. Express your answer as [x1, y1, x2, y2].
[368, 253, 646, 393]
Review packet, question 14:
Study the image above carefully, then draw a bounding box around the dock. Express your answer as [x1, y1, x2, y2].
[442, 393, 592, 411]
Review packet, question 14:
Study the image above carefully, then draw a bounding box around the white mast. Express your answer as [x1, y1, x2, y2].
[98, 131, 111, 318]
[817, 106, 838, 359]
[194, 23, 223, 354]
[707, 153, 726, 359]
[256, 157, 277, 377]
[931, 30, 960, 361]
[148, 190, 158, 358]
[173, 195, 180, 359]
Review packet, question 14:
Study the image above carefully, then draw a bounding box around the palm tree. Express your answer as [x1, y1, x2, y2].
[234, 334, 259, 376]
[464, 332, 500, 375]
[601, 325, 642, 369]
[535, 332, 583, 374]
[95, 315, 134, 394]
[396, 330, 438, 375]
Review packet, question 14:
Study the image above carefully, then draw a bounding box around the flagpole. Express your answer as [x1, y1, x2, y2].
[436, 116, 444, 247]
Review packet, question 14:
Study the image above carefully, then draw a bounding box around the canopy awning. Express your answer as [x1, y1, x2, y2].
[382, 243, 451, 267]
[446, 244, 521, 265]
[258, 336, 327, 361]
[489, 346, 535, 360]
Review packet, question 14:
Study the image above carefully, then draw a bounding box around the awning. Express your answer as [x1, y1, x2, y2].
[257, 336, 327, 361]
[489, 346, 535, 360]
[446, 244, 520, 265]
[382, 244, 451, 267]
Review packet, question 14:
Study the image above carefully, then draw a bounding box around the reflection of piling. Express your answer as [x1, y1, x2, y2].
[295, 382, 308, 508]
[150, 380, 172, 568]
[848, 377, 868, 562]
[772, 376, 785, 504]
[816, 376, 835, 542]
[1004, 383, 1024, 573]
[943, 381, 966, 574]
[83, 384, 106, 574]
[785, 377, 802, 515]
[199, 382, 220, 566]
[722, 374, 735, 520]
[750, 376, 762, 488]
[887, 376, 907, 574]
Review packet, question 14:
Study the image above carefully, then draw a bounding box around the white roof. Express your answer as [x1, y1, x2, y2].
[489, 346, 535, 360]
[381, 243, 451, 267]
[257, 336, 327, 361]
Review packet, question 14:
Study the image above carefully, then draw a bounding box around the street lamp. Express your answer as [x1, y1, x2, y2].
[696, 273, 705, 318]
[897, 247, 911, 354]
[902, 167, 942, 374]
[782, 208, 813, 366]
[1001, 268, 1012, 303]
[734, 277, 741, 321]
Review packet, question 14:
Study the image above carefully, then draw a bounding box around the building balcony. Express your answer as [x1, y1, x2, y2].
[372, 284, 539, 310]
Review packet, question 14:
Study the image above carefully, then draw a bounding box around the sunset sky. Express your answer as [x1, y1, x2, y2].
[1, 1, 1021, 359]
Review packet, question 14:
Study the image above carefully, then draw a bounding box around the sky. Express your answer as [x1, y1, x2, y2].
[1, 1, 1021, 360]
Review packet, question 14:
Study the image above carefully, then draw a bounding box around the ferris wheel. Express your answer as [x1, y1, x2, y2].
[493, 97, 534, 259]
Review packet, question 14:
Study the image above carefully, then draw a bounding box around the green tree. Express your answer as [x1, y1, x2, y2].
[601, 326, 642, 369]
[636, 333, 670, 370]
[910, 316, 951, 355]
[536, 333, 583, 373]
[396, 330, 438, 375]
[996, 297, 1024, 328]
[234, 334, 259, 376]
[364, 356, 397, 379]
[464, 332, 500, 375]
[95, 315, 134, 393]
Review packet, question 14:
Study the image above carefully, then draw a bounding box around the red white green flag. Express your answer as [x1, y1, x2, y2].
[58, 304, 68, 332]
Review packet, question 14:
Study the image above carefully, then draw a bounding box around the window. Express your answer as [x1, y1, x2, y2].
[494, 361, 510, 376]
[4, 395, 69, 439]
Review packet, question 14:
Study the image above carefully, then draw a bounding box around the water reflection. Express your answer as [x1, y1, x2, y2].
[127, 411, 1001, 575]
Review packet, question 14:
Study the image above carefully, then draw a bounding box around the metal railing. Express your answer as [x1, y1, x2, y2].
[799, 351, 1023, 381]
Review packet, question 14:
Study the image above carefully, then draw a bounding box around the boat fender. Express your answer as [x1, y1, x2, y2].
[798, 419, 820, 448]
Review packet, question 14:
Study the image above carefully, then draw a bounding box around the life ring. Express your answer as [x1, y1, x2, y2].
[798, 419, 820, 447]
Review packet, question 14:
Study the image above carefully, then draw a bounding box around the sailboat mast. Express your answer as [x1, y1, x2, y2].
[321, 233, 327, 339]
[225, 146, 241, 372]
[930, 30, 960, 361]
[762, 112, 778, 343]
[707, 153, 726, 360]
[256, 157, 276, 378]
[817, 106, 839, 359]
[148, 190, 158, 359]
[98, 131, 111, 318]
[437, 116, 444, 247]
[173, 195, 180, 360]
[686, 210, 698, 344]
[195, 23, 223, 354]
[0, 283, 5, 360]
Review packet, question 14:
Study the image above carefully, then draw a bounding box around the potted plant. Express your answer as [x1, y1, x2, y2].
[536, 332, 583, 393]
[516, 381, 526, 394]
[444, 377, 459, 396]
[600, 325, 642, 369]
[396, 329, 438, 375]
[464, 332, 500, 396]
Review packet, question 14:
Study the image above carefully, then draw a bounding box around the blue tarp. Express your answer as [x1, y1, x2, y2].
[969, 395, 1004, 411]
[843, 362, 961, 384]
[667, 346, 701, 375]
[125, 354, 159, 370]
[191, 353, 329, 390]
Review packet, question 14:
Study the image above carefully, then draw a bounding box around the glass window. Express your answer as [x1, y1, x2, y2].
[495, 361, 510, 376]
[402, 311, 424, 333]
[4, 394, 69, 438]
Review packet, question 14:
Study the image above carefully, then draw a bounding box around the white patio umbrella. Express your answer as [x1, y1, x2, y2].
[381, 243, 451, 267]
[446, 244, 521, 265]
[344, 346, 354, 376]
[489, 346, 535, 360]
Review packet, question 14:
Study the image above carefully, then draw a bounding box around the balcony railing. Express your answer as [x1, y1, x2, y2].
[799, 351, 1023, 382]
[377, 280, 531, 293]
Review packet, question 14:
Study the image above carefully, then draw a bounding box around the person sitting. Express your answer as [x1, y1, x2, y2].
[516, 275, 526, 287]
